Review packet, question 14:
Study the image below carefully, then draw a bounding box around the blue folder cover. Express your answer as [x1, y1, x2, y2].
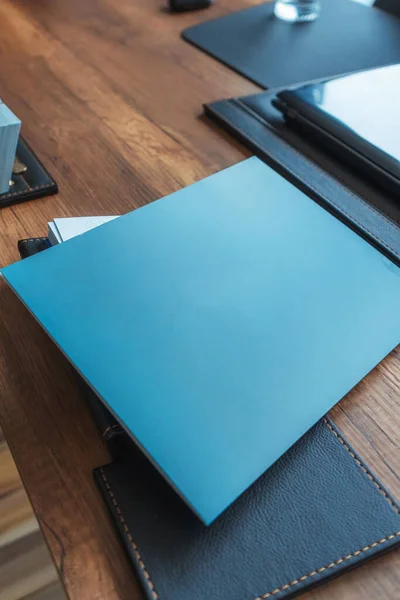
[2, 157, 400, 524]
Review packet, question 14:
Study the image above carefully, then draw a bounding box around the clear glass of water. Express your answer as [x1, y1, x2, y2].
[274, 0, 321, 22]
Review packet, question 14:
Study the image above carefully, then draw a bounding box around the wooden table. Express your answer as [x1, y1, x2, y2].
[0, 1, 398, 598]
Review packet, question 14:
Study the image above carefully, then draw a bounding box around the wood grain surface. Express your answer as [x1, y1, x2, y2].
[0, 1, 398, 599]
[0, 428, 66, 600]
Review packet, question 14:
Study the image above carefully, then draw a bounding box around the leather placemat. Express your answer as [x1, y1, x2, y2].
[95, 418, 400, 600]
[183, 0, 400, 89]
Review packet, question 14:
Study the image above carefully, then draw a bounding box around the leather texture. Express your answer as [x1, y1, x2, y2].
[182, 0, 400, 90]
[1, 137, 57, 208]
[17, 237, 52, 259]
[205, 93, 400, 267]
[95, 418, 400, 600]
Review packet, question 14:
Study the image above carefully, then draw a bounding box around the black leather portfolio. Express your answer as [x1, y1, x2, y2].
[18, 234, 400, 599]
[205, 91, 400, 266]
[1, 138, 57, 209]
[273, 65, 400, 196]
[182, 0, 400, 89]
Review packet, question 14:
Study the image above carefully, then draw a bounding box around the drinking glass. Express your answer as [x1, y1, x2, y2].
[274, 0, 321, 22]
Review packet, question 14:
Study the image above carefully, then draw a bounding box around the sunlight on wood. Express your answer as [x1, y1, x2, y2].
[0, 429, 65, 600]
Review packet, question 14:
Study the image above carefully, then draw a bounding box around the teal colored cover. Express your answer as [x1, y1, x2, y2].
[0, 102, 21, 194]
[2, 157, 400, 524]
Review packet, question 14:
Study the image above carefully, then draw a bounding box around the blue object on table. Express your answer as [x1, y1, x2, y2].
[0, 101, 21, 194]
[2, 157, 400, 524]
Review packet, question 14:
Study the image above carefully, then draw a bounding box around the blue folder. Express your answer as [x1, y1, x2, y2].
[2, 157, 400, 524]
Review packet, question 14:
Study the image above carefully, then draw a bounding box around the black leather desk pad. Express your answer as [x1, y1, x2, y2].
[183, 0, 400, 90]
[1, 137, 57, 209]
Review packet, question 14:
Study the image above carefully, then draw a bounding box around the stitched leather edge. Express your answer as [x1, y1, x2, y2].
[100, 465, 400, 600]
[1, 136, 57, 201]
[99, 468, 159, 600]
[255, 530, 400, 599]
[18, 237, 49, 246]
[1, 182, 55, 200]
[211, 101, 400, 262]
[99, 417, 400, 600]
[323, 418, 399, 514]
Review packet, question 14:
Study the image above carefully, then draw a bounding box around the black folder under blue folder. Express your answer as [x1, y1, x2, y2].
[2, 157, 400, 524]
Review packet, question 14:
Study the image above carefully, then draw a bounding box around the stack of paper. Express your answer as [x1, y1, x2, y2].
[48, 216, 119, 245]
[0, 101, 21, 194]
